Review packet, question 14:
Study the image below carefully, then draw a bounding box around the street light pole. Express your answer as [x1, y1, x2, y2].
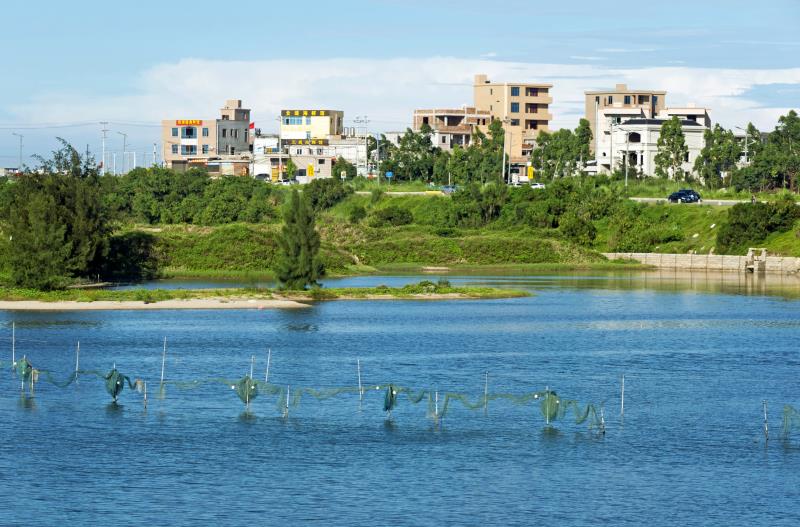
[11, 132, 23, 172]
[117, 132, 128, 175]
[100, 122, 109, 174]
[501, 117, 510, 184]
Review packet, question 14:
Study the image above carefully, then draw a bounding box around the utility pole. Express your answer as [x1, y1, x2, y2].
[152, 143, 157, 166]
[100, 122, 109, 175]
[117, 131, 128, 174]
[11, 132, 23, 172]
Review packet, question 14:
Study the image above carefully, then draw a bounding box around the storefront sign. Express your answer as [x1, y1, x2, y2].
[176, 120, 202, 126]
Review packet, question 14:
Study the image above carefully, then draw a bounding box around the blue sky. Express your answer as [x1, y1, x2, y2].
[1, 0, 799, 167]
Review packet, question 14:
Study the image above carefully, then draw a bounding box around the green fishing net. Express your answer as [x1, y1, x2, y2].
[233, 377, 258, 405]
[782, 405, 800, 439]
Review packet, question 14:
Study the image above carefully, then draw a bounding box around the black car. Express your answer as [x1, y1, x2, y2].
[667, 189, 702, 203]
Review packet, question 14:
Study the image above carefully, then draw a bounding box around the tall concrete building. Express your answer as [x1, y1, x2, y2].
[412, 106, 491, 151]
[161, 99, 252, 171]
[585, 84, 667, 152]
[473, 74, 553, 165]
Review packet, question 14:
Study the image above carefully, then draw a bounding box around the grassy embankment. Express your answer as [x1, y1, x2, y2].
[0, 281, 529, 302]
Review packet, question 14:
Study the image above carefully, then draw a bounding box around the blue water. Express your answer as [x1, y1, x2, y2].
[2, 273, 800, 526]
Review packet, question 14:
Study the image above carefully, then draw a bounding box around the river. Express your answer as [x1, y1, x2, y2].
[1, 271, 799, 525]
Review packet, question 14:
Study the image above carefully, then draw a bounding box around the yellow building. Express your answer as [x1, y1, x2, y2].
[473, 74, 553, 164]
[279, 109, 344, 147]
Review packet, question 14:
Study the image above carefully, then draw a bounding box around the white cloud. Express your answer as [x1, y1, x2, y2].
[570, 55, 607, 61]
[7, 57, 800, 147]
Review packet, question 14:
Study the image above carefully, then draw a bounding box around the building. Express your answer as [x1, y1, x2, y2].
[279, 109, 344, 145]
[594, 107, 648, 173]
[473, 74, 553, 164]
[585, 84, 667, 153]
[659, 106, 711, 128]
[161, 99, 253, 171]
[324, 136, 368, 174]
[412, 106, 491, 151]
[606, 117, 706, 178]
[252, 135, 333, 183]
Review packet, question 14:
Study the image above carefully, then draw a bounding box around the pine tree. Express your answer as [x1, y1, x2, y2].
[275, 189, 323, 290]
[654, 116, 689, 180]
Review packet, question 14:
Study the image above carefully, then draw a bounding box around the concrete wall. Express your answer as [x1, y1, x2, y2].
[604, 252, 800, 273]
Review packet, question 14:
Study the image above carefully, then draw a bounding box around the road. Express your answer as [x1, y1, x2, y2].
[629, 197, 752, 206]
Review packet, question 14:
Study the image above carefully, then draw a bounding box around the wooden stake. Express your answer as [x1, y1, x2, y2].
[763, 399, 769, 441]
[249, 355, 255, 379]
[143, 381, 148, 408]
[435, 390, 439, 419]
[75, 341, 80, 383]
[265, 348, 271, 383]
[620, 375, 625, 420]
[284, 385, 290, 418]
[160, 337, 167, 385]
[11, 321, 15, 367]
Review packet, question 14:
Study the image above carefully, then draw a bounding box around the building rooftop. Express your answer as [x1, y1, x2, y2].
[623, 118, 703, 126]
[474, 74, 552, 88]
[585, 83, 666, 95]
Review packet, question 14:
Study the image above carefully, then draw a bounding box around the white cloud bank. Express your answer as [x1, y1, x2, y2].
[9, 57, 800, 135]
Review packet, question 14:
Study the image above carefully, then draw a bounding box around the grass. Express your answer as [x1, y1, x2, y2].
[619, 178, 800, 202]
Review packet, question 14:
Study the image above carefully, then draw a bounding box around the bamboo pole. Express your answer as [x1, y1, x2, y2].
[265, 348, 271, 383]
[160, 337, 167, 385]
[357, 359, 363, 401]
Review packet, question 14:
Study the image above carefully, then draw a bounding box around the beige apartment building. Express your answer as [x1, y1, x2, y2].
[279, 109, 344, 146]
[161, 99, 252, 171]
[412, 107, 491, 150]
[584, 84, 666, 152]
[473, 74, 553, 163]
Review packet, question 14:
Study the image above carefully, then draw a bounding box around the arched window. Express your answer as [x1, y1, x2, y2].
[628, 132, 641, 143]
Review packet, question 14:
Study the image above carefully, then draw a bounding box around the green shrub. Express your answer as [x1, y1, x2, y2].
[717, 198, 800, 254]
[348, 205, 367, 224]
[305, 177, 352, 211]
[559, 212, 597, 246]
[369, 205, 413, 227]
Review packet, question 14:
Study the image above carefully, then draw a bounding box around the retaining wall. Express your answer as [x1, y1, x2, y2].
[603, 253, 800, 273]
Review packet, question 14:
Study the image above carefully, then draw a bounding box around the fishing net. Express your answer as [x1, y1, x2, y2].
[1, 359, 602, 428]
[782, 405, 800, 439]
[233, 376, 258, 405]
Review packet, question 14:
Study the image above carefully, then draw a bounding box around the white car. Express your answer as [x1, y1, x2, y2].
[530, 182, 546, 190]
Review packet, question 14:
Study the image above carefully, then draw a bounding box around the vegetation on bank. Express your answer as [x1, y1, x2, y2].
[0, 280, 528, 303]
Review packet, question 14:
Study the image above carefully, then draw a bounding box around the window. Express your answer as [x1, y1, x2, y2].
[490, 88, 493, 95]
[181, 145, 197, 155]
[244, 130, 248, 142]
[510, 86, 520, 96]
[624, 95, 631, 105]
[510, 102, 520, 113]
[442, 136, 447, 143]
[306, 117, 311, 125]
[202, 128, 209, 137]
[607, 95, 613, 104]
[317, 148, 323, 155]
[221, 129, 227, 138]
[181, 127, 196, 139]
[318, 158, 325, 165]
[637, 95, 649, 104]
[525, 103, 538, 113]
[653, 95, 658, 106]
[283, 117, 303, 125]
[296, 149, 302, 155]
[306, 132, 311, 139]
[171, 144, 178, 154]
[233, 129, 238, 139]
[510, 119, 520, 126]
[171, 128, 178, 137]
[526, 87, 539, 97]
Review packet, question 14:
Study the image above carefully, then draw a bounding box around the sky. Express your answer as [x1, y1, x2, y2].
[0, 0, 798, 168]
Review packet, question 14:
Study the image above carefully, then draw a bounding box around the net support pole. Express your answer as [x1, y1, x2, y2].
[284, 385, 290, 418]
[160, 337, 167, 386]
[484, 371, 489, 415]
[546, 385, 550, 426]
[75, 341, 80, 383]
[357, 359, 363, 402]
[620, 375, 625, 420]
[143, 381, 148, 409]
[249, 355, 255, 379]
[763, 399, 769, 441]
[265, 348, 271, 383]
[435, 390, 439, 420]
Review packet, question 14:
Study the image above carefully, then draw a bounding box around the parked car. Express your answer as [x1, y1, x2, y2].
[668, 189, 701, 203]
[530, 182, 546, 190]
[440, 185, 458, 195]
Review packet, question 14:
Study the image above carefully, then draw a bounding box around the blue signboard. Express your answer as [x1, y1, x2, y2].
[385, 171, 393, 179]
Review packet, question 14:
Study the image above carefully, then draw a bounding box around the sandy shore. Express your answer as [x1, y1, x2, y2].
[0, 298, 310, 311]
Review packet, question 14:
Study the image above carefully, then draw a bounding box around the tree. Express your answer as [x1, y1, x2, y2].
[574, 118, 593, 166]
[332, 156, 356, 180]
[7, 140, 110, 289]
[284, 158, 298, 180]
[274, 190, 323, 290]
[694, 124, 739, 188]
[654, 116, 689, 180]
